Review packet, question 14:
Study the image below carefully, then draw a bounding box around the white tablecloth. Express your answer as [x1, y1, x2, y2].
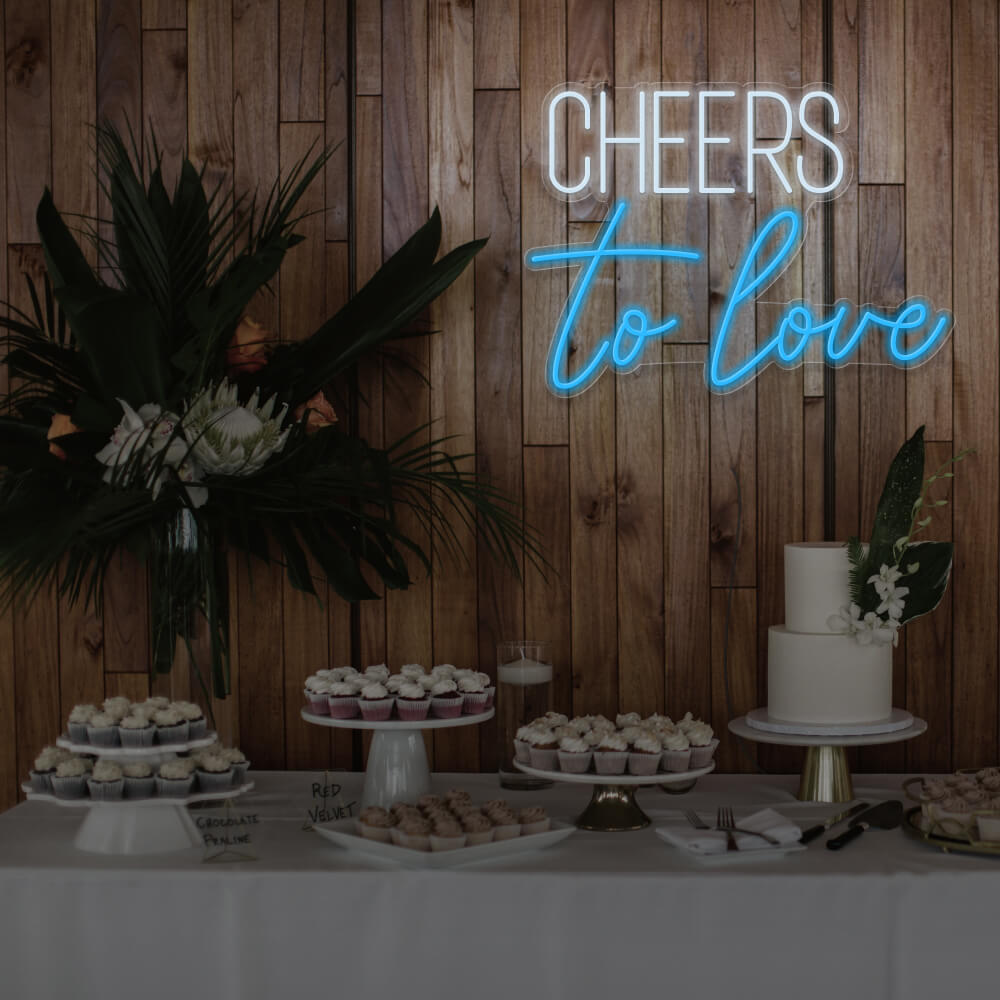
[1, 771, 998, 1000]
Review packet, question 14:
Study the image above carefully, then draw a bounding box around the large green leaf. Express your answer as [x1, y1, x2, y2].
[35, 189, 100, 295]
[898, 540, 954, 623]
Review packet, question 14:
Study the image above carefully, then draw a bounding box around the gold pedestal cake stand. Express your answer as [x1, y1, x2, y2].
[728, 713, 927, 803]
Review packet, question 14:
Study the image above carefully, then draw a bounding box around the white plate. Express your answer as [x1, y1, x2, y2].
[745, 707, 914, 737]
[654, 822, 807, 866]
[301, 708, 494, 731]
[513, 760, 715, 786]
[55, 732, 219, 757]
[22, 781, 255, 808]
[729, 715, 927, 748]
[313, 817, 575, 867]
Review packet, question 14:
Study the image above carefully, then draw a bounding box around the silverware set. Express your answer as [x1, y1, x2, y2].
[683, 807, 780, 850]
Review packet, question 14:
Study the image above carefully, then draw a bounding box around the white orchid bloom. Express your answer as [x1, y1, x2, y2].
[877, 585, 909, 620]
[867, 563, 903, 600]
[827, 603, 864, 635]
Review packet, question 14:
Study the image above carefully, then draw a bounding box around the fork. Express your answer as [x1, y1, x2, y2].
[683, 809, 710, 829]
[715, 805, 781, 846]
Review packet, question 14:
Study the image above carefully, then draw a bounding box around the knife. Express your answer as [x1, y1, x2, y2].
[826, 800, 903, 850]
[799, 801, 870, 844]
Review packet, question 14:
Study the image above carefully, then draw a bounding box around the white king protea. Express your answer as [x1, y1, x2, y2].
[184, 379, 290, 476]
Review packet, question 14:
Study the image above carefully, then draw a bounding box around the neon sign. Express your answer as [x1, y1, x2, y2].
[527, 84, 952, 393]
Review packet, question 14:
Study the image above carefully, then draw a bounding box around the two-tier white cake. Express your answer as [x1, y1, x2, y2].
[766, 542, 893, 725]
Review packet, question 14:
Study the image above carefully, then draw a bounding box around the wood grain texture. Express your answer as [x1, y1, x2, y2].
[141, 29, 187, 192]
[952, 0, 999, 770]
[142, 0, 186, 30]
[754, 0, 801, 138]
[188, 0, 234, 195]
[280, 0, 324, 121]
[97, 0, 142, 137]
[355, 0, 382, 94]
[475, 0, 518, 88]
[712, 587, 757, 773]
[104, 671, 150, 704]
[325, 0, 350, 239]
[859, 0, 904, 183]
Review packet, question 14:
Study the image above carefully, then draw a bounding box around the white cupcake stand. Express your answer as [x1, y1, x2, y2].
[729, 712, 927, 803]
[514, 760, 716, 831]
[301, 707, 494, 809]
[25, 732, 253, 855]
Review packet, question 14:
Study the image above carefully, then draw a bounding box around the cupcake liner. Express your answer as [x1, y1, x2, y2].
[86, 778, 124, 801]
[67, 722, 90, 744]
[556, 749, 593, 773]
[430, 832, 467, 851]
[528, 746, 558, 770]
[50, 775, 87, 799]
[628, 752, 661, 776]
[304, 691, 331, 716]
[977, 814, 1000, 842]
[396, 697, 431, 722]
[231, 761, 251, 785]
[29, 770, 53, 794]
[359, 697, 395, 721]
[430, 696, 464, 719]
[119, 726, 156, 748]
[484, 686, 496, 710]
[187, 718, 208, 741]
[359, 823, 393, 843]
[156, 721, 190, 745]
[661, 748, 692, 773]
[593, 750, 629, 775]
[196, 769, 235, 794]
[395, 829, 431, 851]
[461, 691, 489, 715]
[155, 775, 195, 798]
[520, 818, 551, 835]
[464, 829, 495, 846]
[491, 822, 521, 841]
[86, 726, 120, 748]
[689, 738, 719, 769]
[124, 776, 156, 799]
[513, 739, 532, 764]
[327, 696, 360, 719]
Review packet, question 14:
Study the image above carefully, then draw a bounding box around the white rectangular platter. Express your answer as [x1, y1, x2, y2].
[314, 817, 575, 868]
[654, 823, 807, 866]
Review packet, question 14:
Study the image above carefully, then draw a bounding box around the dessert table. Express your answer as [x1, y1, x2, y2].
[0, 771, 997, 1000]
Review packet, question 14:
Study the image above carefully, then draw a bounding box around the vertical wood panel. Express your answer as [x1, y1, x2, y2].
[188, 0, 233, 194]
[754, 0, 801, 138]
[142, 0, 186, 29]
[325, 0, 350, 239]
[142, 29, 187, 192]
[280, 0, 324, 121]
[712, 588, 757, 772]
[105, 671, 150, 704]
[859, 0, 904, 183]
[355, 0, 382, 95]
[474, 0, 518, 89]
[97, 1, 142, 139]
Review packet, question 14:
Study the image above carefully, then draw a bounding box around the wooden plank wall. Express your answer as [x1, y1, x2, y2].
[0, 1, 997, 810]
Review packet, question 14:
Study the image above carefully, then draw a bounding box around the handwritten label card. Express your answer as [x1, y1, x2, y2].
[305, 775, 357, 828]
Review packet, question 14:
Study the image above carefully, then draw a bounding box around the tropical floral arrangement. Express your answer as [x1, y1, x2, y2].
[0, 125, 533, 698]
[827, 426, 972, 646]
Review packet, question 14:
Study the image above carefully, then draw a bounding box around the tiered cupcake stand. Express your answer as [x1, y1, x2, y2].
[301, 708, 494, 809]
[514, 760, 715, 831]
[23, 733, 254, 855]
[729, 710, 927, 803]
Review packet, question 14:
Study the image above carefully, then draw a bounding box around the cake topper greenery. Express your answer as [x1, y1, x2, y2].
[0, 123, 537, 699]
[828, 426, 972, 646]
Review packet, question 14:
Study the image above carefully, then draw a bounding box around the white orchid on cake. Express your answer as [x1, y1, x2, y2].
[827, 426, 972, 646]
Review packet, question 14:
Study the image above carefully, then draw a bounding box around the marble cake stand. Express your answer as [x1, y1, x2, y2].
[301, 708, 494, 809]
[729, 714, 928, 803]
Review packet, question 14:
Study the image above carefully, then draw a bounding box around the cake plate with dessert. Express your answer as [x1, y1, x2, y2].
[513, 760, 715, 831]
[301, 708, 495, 810]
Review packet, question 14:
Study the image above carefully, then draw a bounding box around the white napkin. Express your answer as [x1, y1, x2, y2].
[658, 808, 802, 855]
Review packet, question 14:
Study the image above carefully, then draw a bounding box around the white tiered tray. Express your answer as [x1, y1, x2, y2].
[22, 781, 254, 855]
[56, 732, 218, 761]
[514, 760, 715, 831]
[301, 707, 495, 809]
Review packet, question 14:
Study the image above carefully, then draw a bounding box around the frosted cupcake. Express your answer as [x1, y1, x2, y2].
[593, 732, 629, 775]
[396, 681, 431, 721]
[119, 712, 156, 748]
[473, 671, 495, 709]
[686, 721, 718, 767]
[513, 725, 534, 763]
[430, 818, 467, 851]
[153, 707, 189, 744]
[196, 753, 235, 793]
[557, 735, 593, 773]
[399, 662, 426, 679]
[628, 732, 663, 775]
[430, 678, 463, 719]
[102, 697, 132, 722]
[87, 760, 124, 801]
[616, 711, 641, 728]
[156, 759, 196, 797]
[385, 674, 407, 694]
[141, 697, 171, 714]
[519, 806, 550, 835]
[364, 663, 391, 683]
[431, 663, 457, 680]
[393, 815, 432, 850]
[174, 701, 207, 740]
[358, 806, 396, 842]
[660, 728, 691, 772]
[458, 675, 489, 715]
[527, 727, 559, 770]
[86, 712, 120, 748]
[327, 680, 360, 719]
[358, 681, 394, 721]
[123, 761, 155, 798]
[304, 675, 332, 715]
[30, 747, 68, 792]
[219, 747, 249, 784]
[489, 808, 521, 841]
[67, 704, 98, 743]
[50, 757, 89, 798]
[462, 812, 495, 846]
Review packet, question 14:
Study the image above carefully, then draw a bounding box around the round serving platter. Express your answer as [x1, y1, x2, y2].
[22, 780, 254, 809]
[300, 709, 493, 731]
[744, 707, 914, 737]
[902, 806, 1000, 858]
[55, 732, 218, 759]
[514, 760, 715, 832]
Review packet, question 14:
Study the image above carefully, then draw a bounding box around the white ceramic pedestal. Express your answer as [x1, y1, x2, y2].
[300, 708, 494, 809]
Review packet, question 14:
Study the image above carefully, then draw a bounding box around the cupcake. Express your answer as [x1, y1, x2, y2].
[152, 707, 189, 744]
[616, 711, 641, 728]
[385, 674, 407, 694]
[156, 759, 196, 797]
[513, 725, 534, 763]
[400, 663, 426, 679]
[30, 747, 68, 792]
[358, 806, 396, 842]
[557, 735, 593, 773]
[393, 815, 432, 850]
[304, 675, 332, 715]
[122, 761, 155, 798]
[417, 673, 438, 693]
[174, 701, 207, 740]
[119, 712, 156, 748]
[429, 818, 467, 851]
[50, 757, 89, 799]
[363, 663, 391, 683]
[660, 728, 692, 772]
[593, 731, 629, 775]
[628, 733, 663, 775]
[86, 712, 120, 748]
[686, 721, 718, 767]
[518, 806, 551, 835]
[221, 747, 250, 785]
[430, 678, 464, 719]
[430, 663, 457, 680]
[445, 787, 472, 806]
[358, 681, 394, 721]
[196, 753, 235, 793]
[327, 680, 361, 719]
[102, 697, 132, 722]
[328, 666, 357, 683]
[458, 675, 489, 715]
[141, 697, 171, 714]
[416, 794, 443, 810]
[87, 760, 124, 801]
[396, 681, 431, 721]
[462, 812, 495, 846]
[67, 704, 98, 743]
[527, 727, 559, 770]
[489, 808, 522, 840]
